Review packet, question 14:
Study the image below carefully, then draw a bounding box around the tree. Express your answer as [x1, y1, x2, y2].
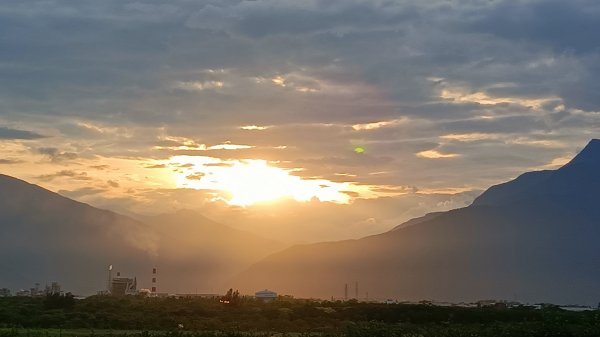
[43, 292, 75, 310]
[221, 288, 241, 305]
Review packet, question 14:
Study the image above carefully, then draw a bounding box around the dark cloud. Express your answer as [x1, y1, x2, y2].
[38, 170, 92, 182]
[58, 187, 107, 199]
[0, 126, 45, 140]
[465, 0, 600, 54]
[107, 180, 120, 188]
[186, 1, 420, 38]
[37, 147, 78, 162]
[341, 190, 360, 198]
[145, 164, 167, 169]
[0, 159, 23, 164]
[186, 173, 205, 181]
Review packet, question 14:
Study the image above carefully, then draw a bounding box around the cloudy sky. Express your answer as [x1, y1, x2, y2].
[1, 0, 599, 242]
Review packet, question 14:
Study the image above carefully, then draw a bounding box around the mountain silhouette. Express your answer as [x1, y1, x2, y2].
[0, 175, 284, 295]
[233, 140, 600, 305]
[0, 174, 156, 294]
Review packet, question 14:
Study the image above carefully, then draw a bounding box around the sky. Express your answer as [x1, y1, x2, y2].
[1, 0, 599, 243]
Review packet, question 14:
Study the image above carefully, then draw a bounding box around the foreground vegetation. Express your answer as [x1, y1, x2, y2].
[1, 295, 600, 336]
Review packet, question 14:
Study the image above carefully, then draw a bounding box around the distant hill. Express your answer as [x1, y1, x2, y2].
[233, 139, 600, 305]
[0, 176, 284, 295]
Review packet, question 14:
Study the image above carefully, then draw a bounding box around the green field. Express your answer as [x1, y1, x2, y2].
[2, 295, 600, 337]
[0, 329, 311, 337]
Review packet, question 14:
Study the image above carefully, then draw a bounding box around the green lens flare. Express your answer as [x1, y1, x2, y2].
[354, 146, 365, 154]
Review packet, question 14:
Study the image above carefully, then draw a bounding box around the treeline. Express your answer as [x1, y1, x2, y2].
[1, 295, 600, 336]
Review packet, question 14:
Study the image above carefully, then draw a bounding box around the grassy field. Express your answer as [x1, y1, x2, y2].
[0, 329, 157, 337]
[2, 295, 600, 336]
[0, 329, 310, 337]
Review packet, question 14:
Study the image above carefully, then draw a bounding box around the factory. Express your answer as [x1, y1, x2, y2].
[109, 273, 137, 296]
[105, 265, 162, 297]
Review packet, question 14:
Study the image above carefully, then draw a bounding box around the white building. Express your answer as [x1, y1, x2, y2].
[255, 289, 277, 301]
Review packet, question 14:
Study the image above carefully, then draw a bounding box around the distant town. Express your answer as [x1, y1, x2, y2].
[0, 264, 278, 302]
[0, 281, 62, 298]
[1, 265, 597, 313]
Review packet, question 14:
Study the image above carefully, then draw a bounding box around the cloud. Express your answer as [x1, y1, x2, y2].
[0, 126, 45, 140]
[173, 80, 225, 92]
[59, 187, 107, 199]
[107, 180, 120, 188]
[0, 159, 23, 164]
[185, 173, 205, 181]
[440, 133, 500, 142]
[240, 125, 272, 131]
[464, 0, 600, 54]
[416, 150, 460, 159]
[207, 143, 253, 150]
[440, 86, 562, 110]
[352, 119, 406, 131]
[38, 170, 92, 182]
[145, 164, 167, 169]
[37, 147, 78, 162]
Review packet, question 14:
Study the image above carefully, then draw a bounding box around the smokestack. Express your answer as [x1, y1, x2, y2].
[107, 265, 113, 293]
[151, 267, 157, 293]
[344, 283, 348, 300]
[355, 281, 358, 299]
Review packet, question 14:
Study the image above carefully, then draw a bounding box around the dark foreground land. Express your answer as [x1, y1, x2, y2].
[1, 295, 600, 337]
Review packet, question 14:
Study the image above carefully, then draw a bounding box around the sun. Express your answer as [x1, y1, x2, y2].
[169, 156, 369, 206]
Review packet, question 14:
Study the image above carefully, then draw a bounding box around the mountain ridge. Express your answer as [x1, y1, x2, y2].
[233, 139, 600, 304]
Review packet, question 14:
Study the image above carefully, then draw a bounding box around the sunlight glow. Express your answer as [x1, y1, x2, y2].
[174, 80, 224, 91]
[441, 133, 499, 142]
[416, 150, 459, 159]
[440, 87, 560, 109]
[240, 125, 272, 131]
[170, 156, 375, 206]
[352, 119, 405, 131]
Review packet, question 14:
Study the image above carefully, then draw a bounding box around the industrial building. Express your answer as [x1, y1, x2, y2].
[45, 282, 61, 295]
[106, 265, 137, 296]
[105, 265, 162, 297]
[109, 273, 137, 296]
[7, 282, 63, 297]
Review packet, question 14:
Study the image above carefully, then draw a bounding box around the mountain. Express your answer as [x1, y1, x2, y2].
[0, 175, 285, 295]
[0, 174, 156, 295]
[233, 140, 600, 305]
[389, 212, 444, 231]
[473, 139, 600, 215]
